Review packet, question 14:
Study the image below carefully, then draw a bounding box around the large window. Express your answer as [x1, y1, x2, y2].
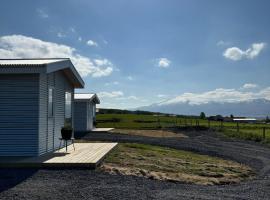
[65, 91, 72, 126]
[48, 87, 54, 117]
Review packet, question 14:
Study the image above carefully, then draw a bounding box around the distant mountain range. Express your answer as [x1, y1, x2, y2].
[138, 98, 270, 118]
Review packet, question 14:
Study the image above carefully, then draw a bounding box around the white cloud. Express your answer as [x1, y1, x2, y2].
[78, 37, 82, 42]
[217, 40, 230, 46]
[223, 42, 266, 61]
[127, 96, 139, 100]
[69, 27, 76, 33]
[0, 35, 113, 77]
[57, 32, 66, 38]
[157, 58, 171, 68]
[98, 91, 124, 98]
[246, 43, 266, 59]
[258, 87, 270, 100]
[117, 95, 141, 101]
[36, 8, 49, 18]
[94, 59, 110, 66]
[159, 87, 270, 106]
[87, 40, 98, 47]
[127, 76, 134, 81]
[105, 81, 119, 86]
[223, 47, 244, 61]
[157, 94, 167, 98]
[242, 83, 258, 89]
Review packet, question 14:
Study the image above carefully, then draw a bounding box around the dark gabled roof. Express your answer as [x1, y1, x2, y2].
[0, 58, 84, 88]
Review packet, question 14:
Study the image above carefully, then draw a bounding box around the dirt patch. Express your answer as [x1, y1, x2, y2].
[100, 143, 255, 185]
[110, 129, 188, 138]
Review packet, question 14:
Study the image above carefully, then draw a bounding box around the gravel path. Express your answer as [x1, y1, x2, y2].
[1, 130, 270, 199]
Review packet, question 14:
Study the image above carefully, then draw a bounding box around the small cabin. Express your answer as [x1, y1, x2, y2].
[0, 58, 84, 156]
[74, 93, 100, 137]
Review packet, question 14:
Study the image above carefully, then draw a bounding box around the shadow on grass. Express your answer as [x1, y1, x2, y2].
[0, 168, 38, 193]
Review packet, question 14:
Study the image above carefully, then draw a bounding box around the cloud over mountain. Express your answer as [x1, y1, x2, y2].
[139, 86, 270, 117]
[159, 86, 270, 106]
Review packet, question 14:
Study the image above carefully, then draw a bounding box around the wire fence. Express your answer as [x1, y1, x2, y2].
[156, 118, 270, 142]
[96, 114, 270, 142]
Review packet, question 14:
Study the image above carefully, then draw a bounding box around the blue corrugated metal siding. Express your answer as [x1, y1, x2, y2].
[88, 102, 94, 130]
[47, 73, 55, 152]
[38, 70, 74, 154]
[54, 70, 73, 150]
[74, 101, 96, 135]
[38, 72, 48, 155]
[74, 102, 87, 132]
[0, 74, 39, 156]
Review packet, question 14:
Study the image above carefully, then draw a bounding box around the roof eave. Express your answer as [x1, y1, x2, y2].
[46, 59, 84, 88]
[74, 94, 100, 104]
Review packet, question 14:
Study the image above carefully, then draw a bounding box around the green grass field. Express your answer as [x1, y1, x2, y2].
[96, 113, 270, 143]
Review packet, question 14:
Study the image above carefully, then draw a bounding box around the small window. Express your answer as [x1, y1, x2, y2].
[48, 87, 54, 117]
[65, 91, 72, 126]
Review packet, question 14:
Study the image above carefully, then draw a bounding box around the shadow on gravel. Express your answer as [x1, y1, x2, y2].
[0, 168, 38, 193]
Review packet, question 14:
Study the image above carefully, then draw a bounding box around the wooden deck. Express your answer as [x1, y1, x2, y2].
[0, 143, 117, 169]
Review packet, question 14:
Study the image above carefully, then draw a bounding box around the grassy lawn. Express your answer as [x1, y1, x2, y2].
[101, 143, 255, 185]
[96, 113, 270, 143]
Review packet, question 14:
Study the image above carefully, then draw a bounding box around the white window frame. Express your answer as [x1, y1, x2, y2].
[64, 91, 72, 126]
[48, 87, 54, 118]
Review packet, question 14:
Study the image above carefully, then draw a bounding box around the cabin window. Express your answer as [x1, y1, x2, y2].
[65, 91, 72, 126]
[48, 87, 54, 117]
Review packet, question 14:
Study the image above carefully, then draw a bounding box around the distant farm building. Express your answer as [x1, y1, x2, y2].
[233, 118, 257, 123]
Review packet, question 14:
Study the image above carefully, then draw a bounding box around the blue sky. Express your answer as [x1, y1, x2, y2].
[0, 0, 270, 109]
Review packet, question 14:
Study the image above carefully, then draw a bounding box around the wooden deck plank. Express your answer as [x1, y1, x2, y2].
[0, 143, 118, 168]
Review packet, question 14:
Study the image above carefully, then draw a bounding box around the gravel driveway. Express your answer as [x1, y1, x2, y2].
[1, 130, 270, 200]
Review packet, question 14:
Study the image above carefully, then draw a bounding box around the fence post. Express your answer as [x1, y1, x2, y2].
[198, 120, 200, 127]
[208, 120, 210, 128]
[157, 117, 161, 128]
[191, 119, 193, 126]
[263, 127, 266, 139]
[237, 122, 239, 132]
